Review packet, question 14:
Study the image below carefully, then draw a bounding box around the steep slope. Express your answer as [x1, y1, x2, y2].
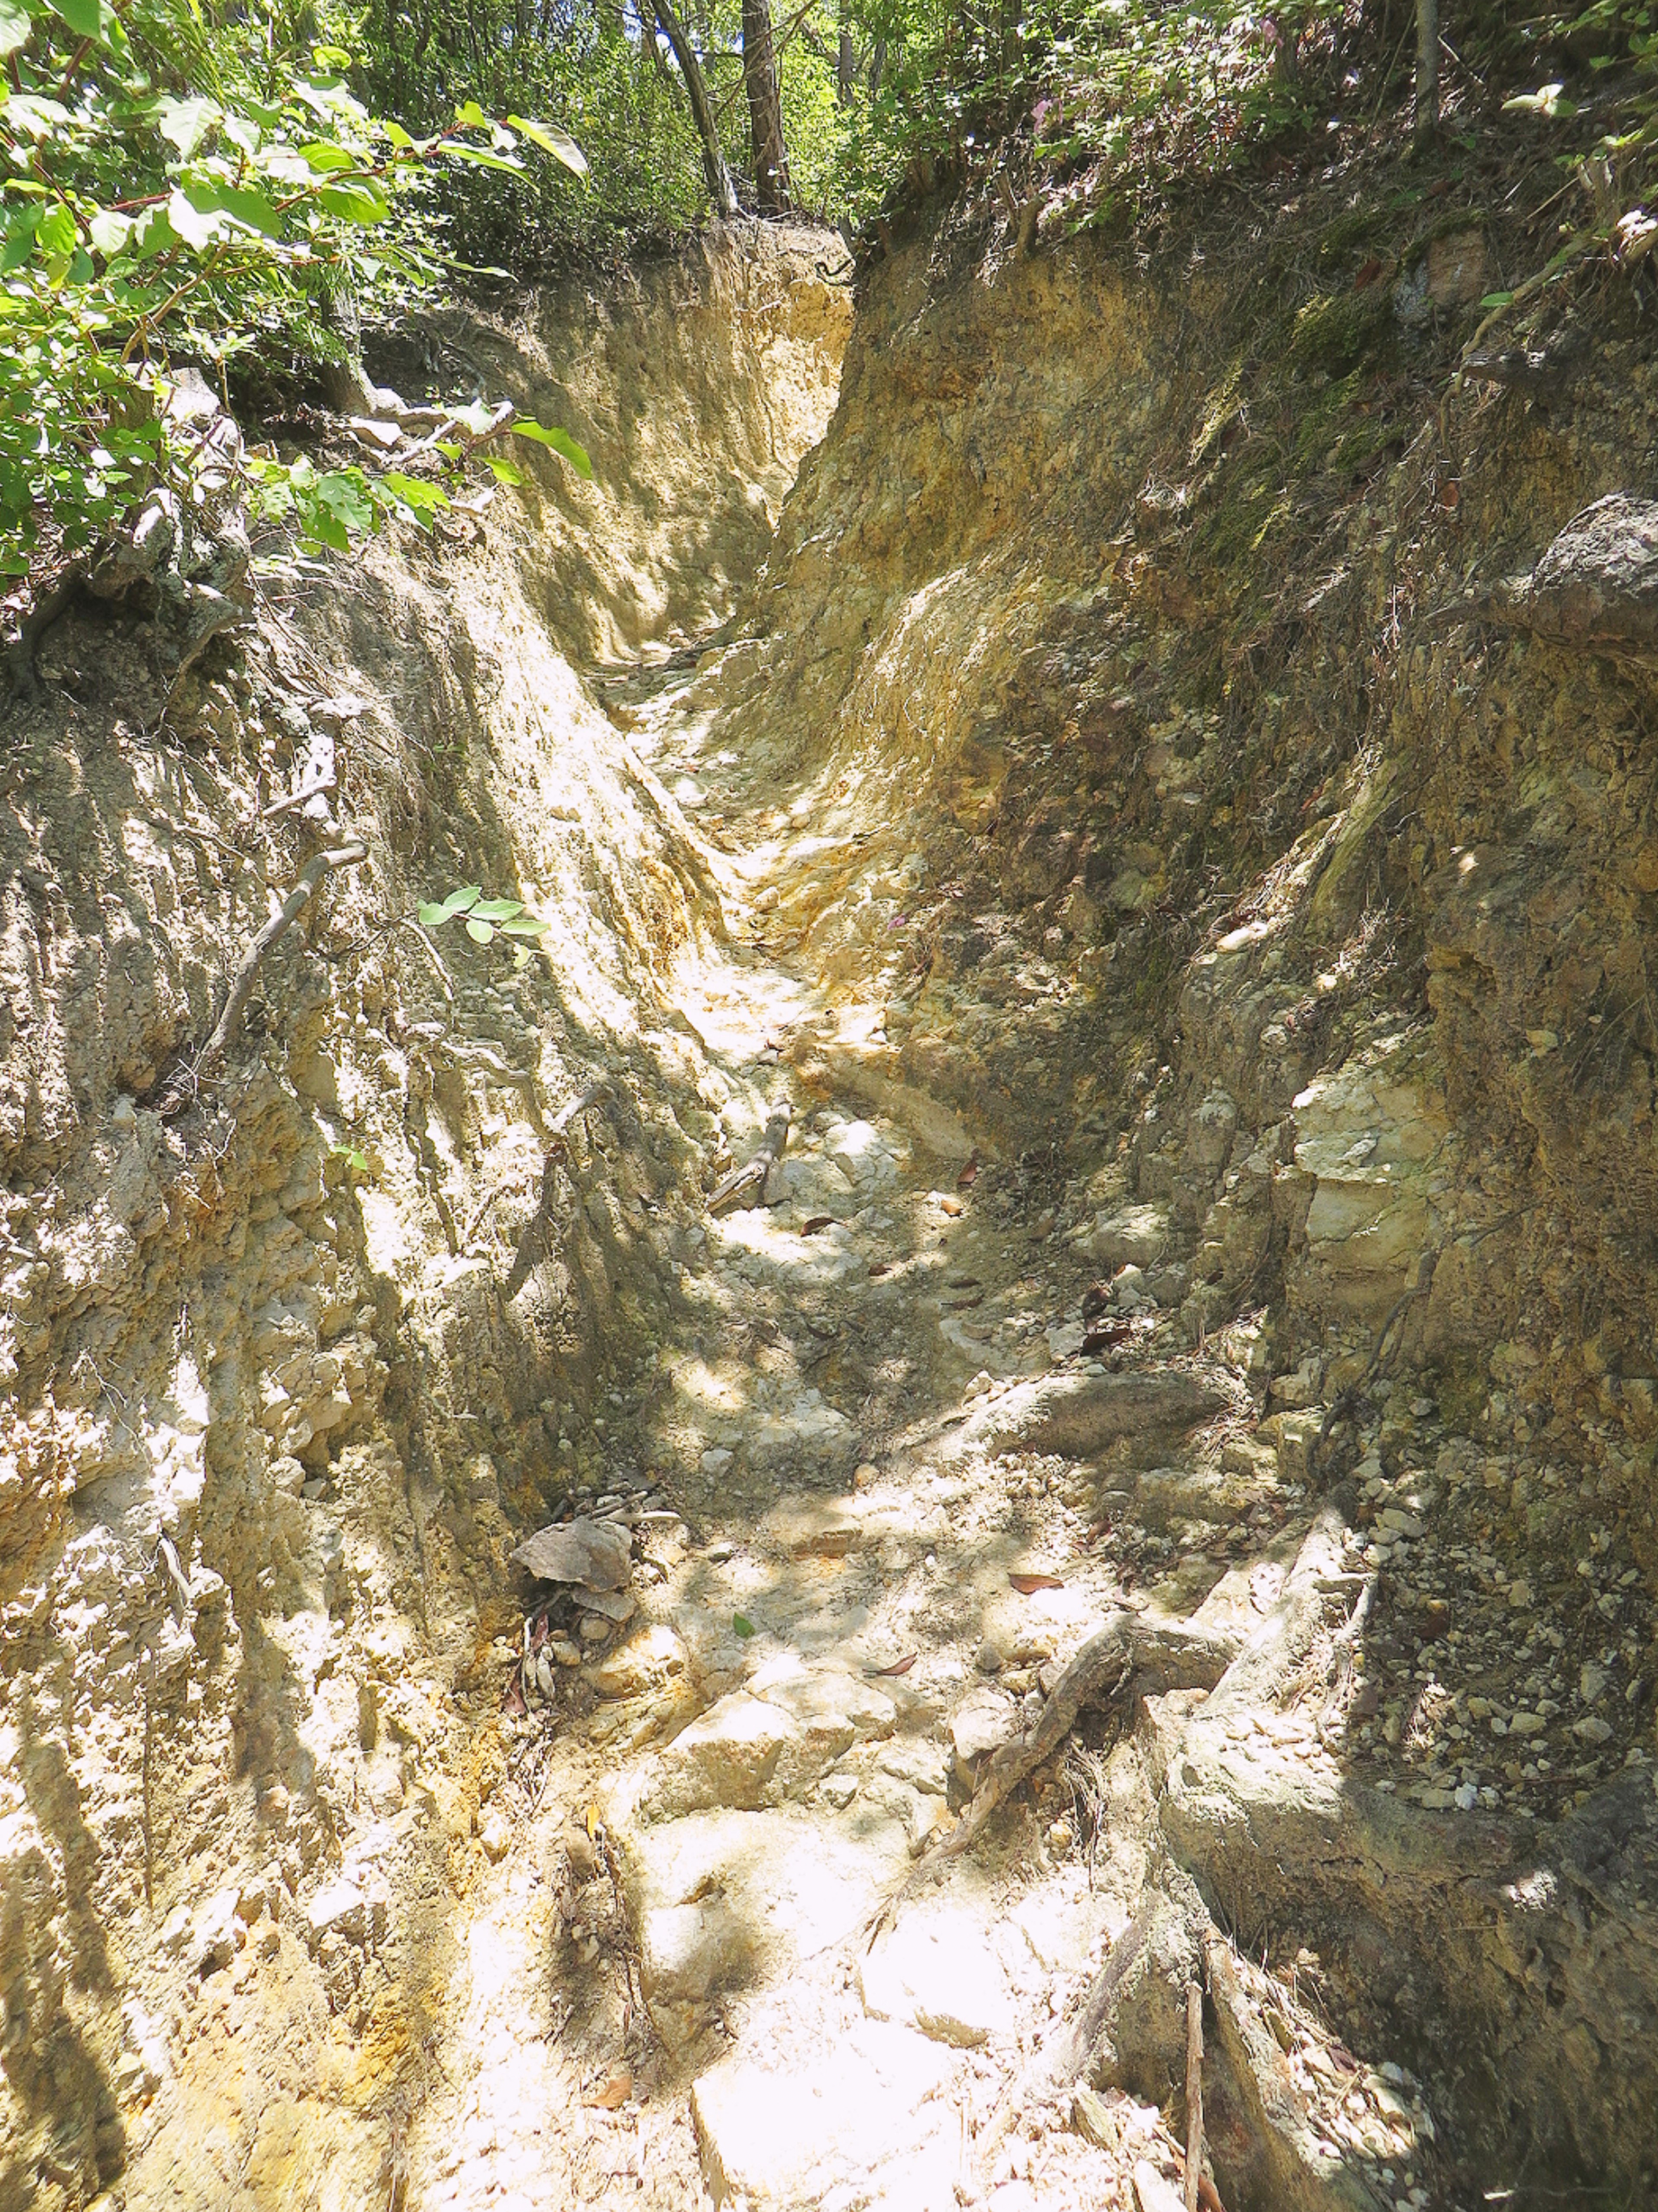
[0, 222, 847, 2212]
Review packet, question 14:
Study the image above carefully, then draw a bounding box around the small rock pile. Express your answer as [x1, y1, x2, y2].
[508, 1505, 652, 1708]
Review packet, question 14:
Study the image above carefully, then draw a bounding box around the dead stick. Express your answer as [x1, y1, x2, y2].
[1184, 1981, 1203, 2212]
[198, 841, 367, 1071]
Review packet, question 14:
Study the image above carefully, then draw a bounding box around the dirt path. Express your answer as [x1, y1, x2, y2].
[383, 651, 1461, 2212]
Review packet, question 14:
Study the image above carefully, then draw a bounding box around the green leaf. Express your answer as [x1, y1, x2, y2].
[4, 92, 68, 139]
[485, 455, 523, 485]
[510, 420, 592, 478]
[0, 0, 32, 57]
[298, 139, 358, 173]
[314, 469, 374, 531]
[470, 897, 525, 921]
[506, 115, 588, 177]
[306, 508, 351, 554]
[442, 144, 526, 176]
[130, 203, 179, 259]
[156, 94, 219, 155]
[215, 185, 283, 239]
[1477, 290, 1514, 309]
[423, 884, 482, 921]
[167, 187, 228, 251]
[454, 98, 489, 128]
[464, 916, 495, 944]
[416, 902, 449, 926]
[732, 1614, 756, 1638]
[88, 207, 133, 257]
[1503, 82, 1574, 116]
[36, 203, 76, 260]
[382, 471, 448, 526]
[55, 0, 113, 38]
[499, 915, 550, 937]
[1, 208, 39, 273]
[317, 176, 391, 225]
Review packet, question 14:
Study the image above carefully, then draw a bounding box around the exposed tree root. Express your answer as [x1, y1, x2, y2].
[872, 1608, 1241, 1935]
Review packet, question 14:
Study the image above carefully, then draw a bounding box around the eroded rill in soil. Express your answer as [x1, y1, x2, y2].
[4, 193, 1658, 2212]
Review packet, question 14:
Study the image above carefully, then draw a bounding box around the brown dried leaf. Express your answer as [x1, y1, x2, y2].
[802, 1215, 835, 1233]
[869, 1651, 918, 1677]
[585, 2066, 633, 2110]
[1009, 1572, 1064, 1595]
[1081, 1321, 1131, 1356]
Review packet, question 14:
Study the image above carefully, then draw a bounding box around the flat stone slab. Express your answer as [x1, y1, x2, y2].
[620, 1800, 921, 2047]
[693, 2019, 954, 2208]
[946, 1368, 1229, 1463]
[860, 1905, 1016, 2047]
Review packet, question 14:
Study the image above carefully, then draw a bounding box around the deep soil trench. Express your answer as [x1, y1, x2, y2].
[5, 187, 1658, 2212]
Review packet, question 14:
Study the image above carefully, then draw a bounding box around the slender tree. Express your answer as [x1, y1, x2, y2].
[1414, 0, 1439, 149]
[742, 0, 793, 212]
[652, 0, 740, 215]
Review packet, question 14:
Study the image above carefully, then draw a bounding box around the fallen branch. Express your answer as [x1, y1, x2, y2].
[197, 841, 367, 1074]
[708, 1101, 791, 1214]
[873, 1610, 1237, 1933]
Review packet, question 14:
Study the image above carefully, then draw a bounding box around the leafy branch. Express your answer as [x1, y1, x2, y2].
[418, 882, 552, 948]
[0, 0, 590, 578]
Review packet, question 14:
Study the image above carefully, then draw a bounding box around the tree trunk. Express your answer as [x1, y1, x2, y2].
[1414, 0, 1439, 149]
[837, 25, 856, 105]
[742, 0, 792, 214]
[652, 0, 740, 217]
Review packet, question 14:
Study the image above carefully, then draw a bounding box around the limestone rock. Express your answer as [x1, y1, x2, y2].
[1289, 1029, 1448, 1317]
[643, 1694, 796, 1816]
[641, 1894, 750, 2009]
[305, 1879, 368, 1949]
[1087, 1203, 1170, 1272]
[193, 1889, 241, 1975]
[692, 2020, 952, 2208]
[948, 1366, 1228, 1462]
[950, 1683, 1019, 1774]
[574, 1585, 637, 1624]
[588, 1622, 689, 1699]
[859, 1907, 1015, 2047]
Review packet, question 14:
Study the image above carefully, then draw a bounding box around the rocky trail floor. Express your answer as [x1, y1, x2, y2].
[387, 650, 1479, 2212]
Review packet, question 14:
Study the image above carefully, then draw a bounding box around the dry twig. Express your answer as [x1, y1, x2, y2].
[1185, 1979, 1204, 2212]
